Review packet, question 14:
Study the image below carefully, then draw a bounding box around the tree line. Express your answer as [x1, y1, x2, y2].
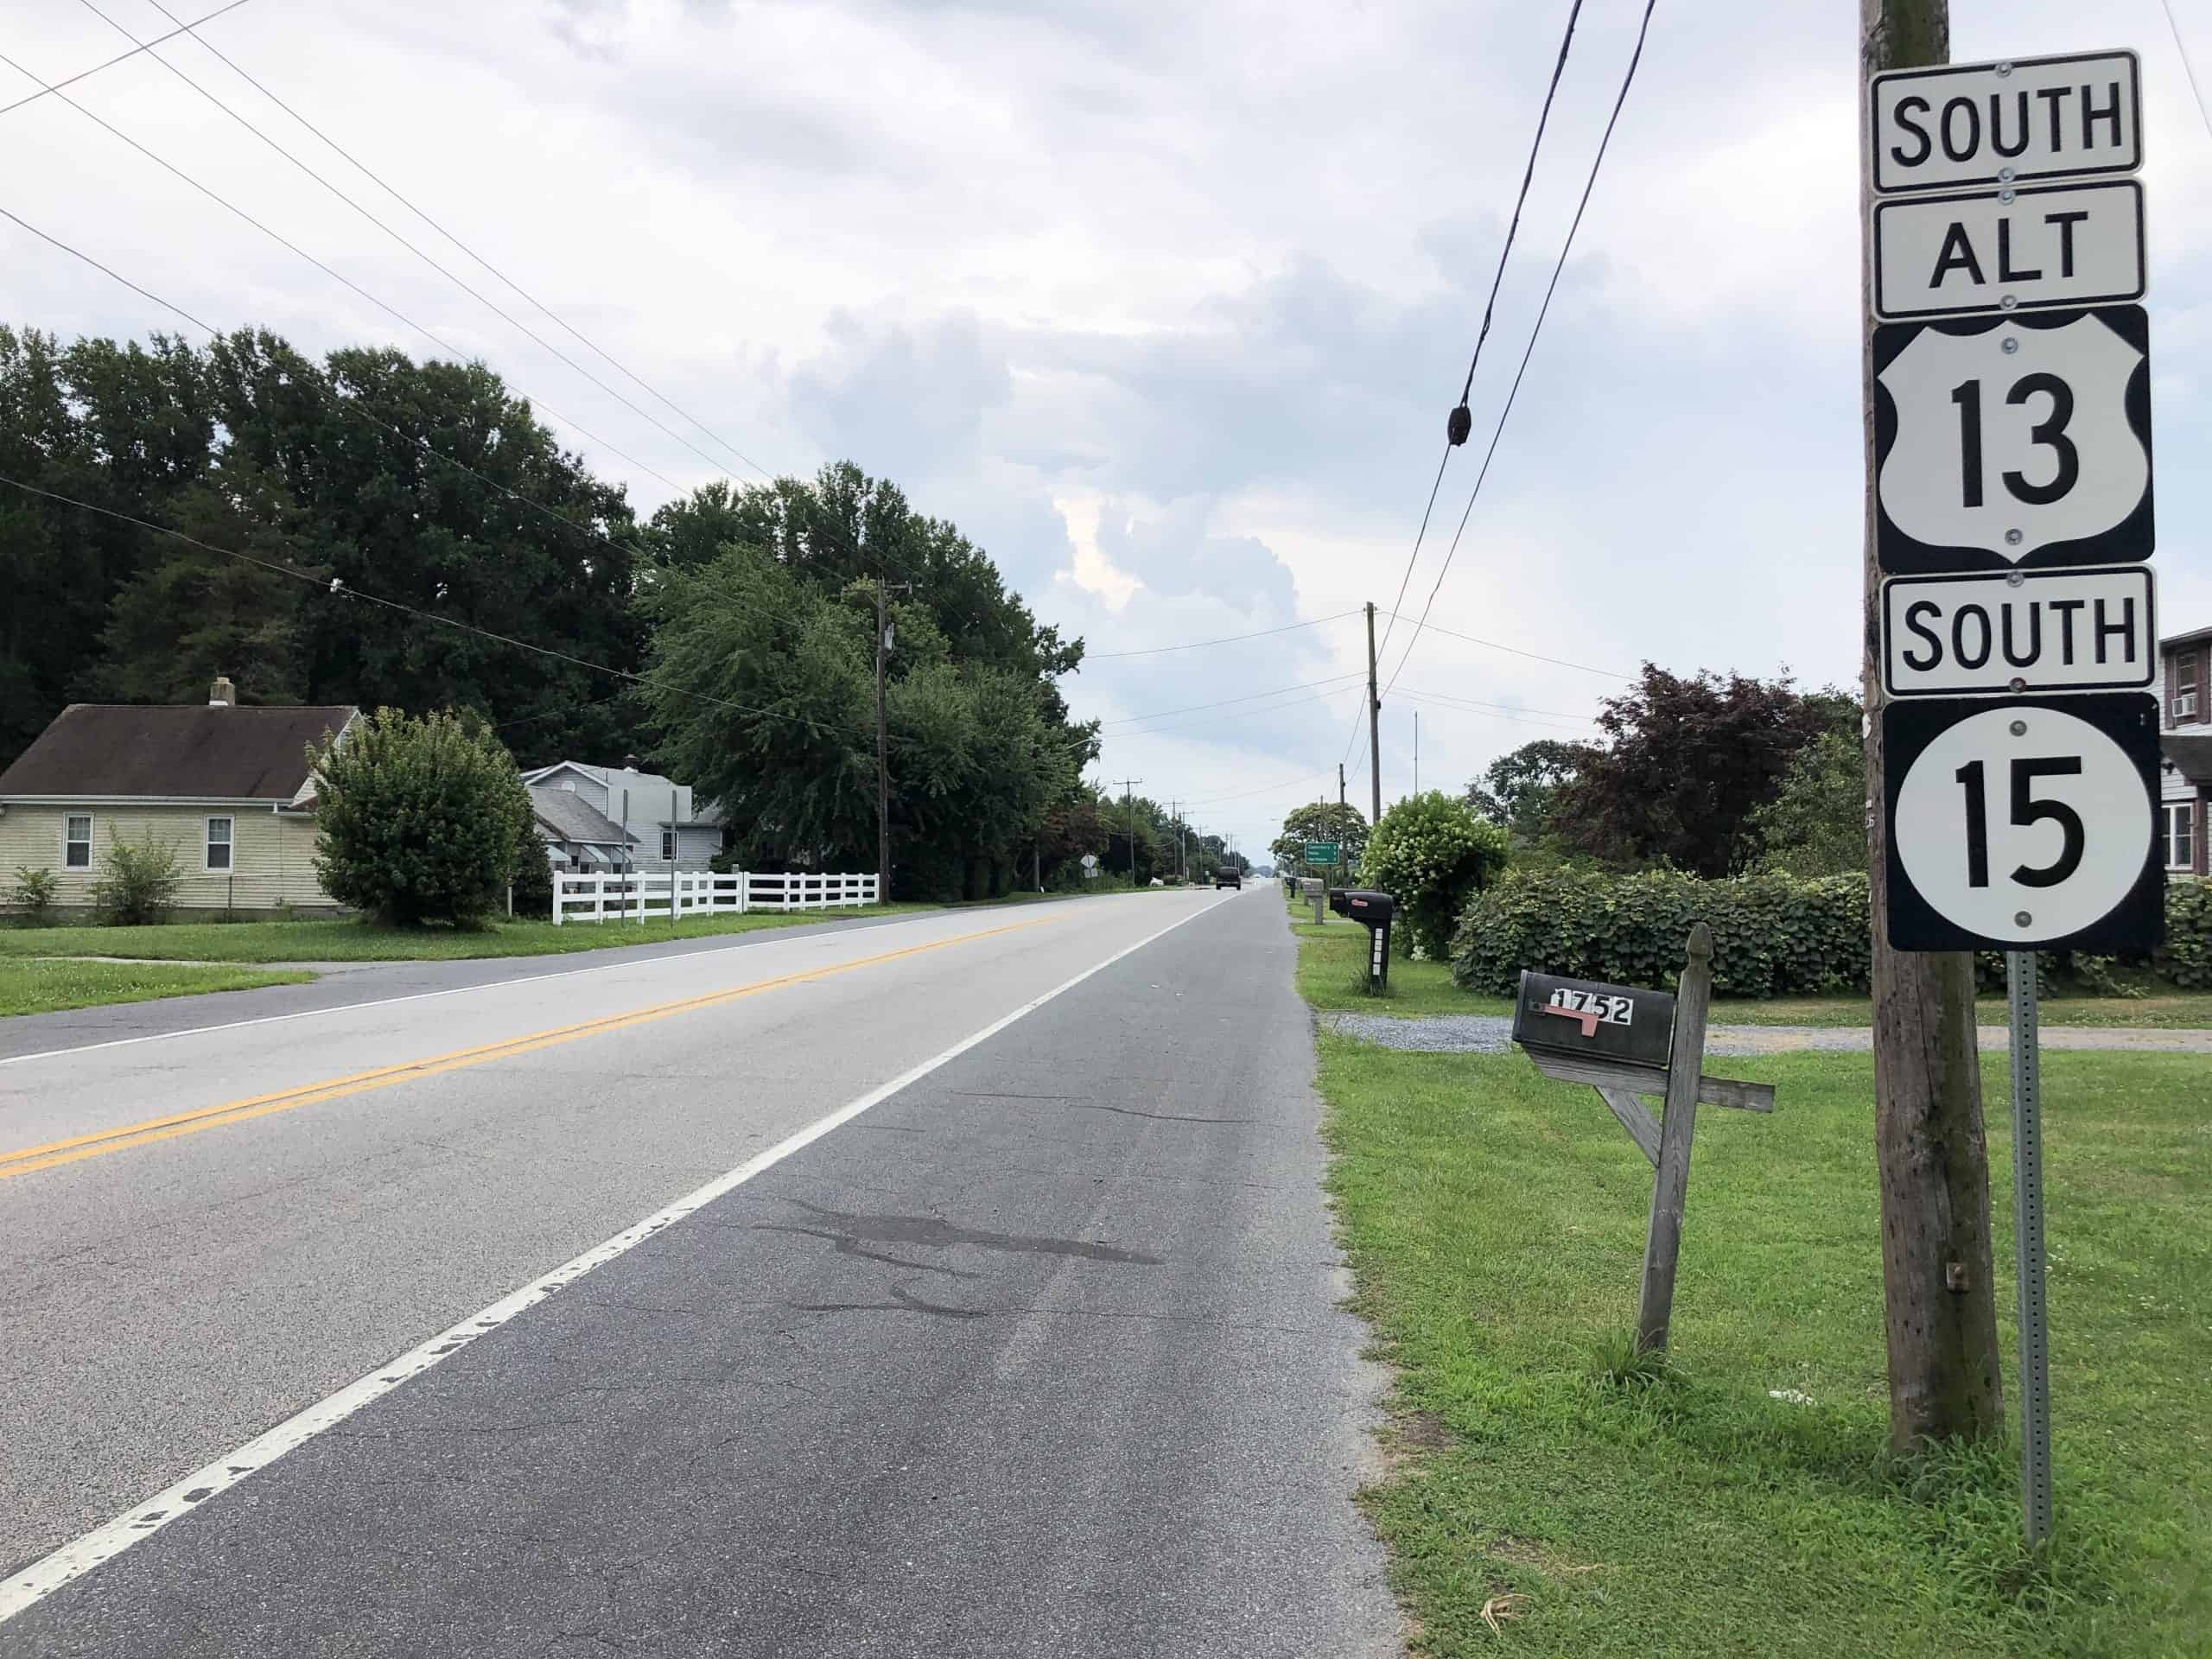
[0, 323, 1135, 902]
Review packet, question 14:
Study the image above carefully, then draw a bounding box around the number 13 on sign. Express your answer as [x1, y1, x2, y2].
[1884, 694, 2162, 952]
[1874, 306, 2152, 573]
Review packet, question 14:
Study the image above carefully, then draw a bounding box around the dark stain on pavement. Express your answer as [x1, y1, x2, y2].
[753, 1198, 1165, 1268]
[955, 1090, 1255, 1126]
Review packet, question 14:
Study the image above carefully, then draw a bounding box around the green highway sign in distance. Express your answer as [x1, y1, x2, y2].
[1304, 842, 1339, 866]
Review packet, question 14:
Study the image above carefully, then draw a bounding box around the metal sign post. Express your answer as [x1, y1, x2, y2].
[2006, 950, 2055, 1546]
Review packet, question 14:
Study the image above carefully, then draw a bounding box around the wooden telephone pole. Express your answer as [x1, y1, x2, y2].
[1859, 0, 2003, 1452]
[1113, 778, 1143, 886]
[1365, 601, 1382, 826]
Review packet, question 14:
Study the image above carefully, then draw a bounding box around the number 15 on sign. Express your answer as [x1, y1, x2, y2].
[1884, 694, 2162, 952]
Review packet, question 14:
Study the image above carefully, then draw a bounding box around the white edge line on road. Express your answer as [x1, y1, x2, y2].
[0, 892, 1231, 1627]
[0, 903, 1039, 1069]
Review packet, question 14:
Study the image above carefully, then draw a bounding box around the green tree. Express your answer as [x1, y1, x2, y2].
[1750, 728, 1868, 876]
[310, 708, 534, 926]
[1362, 790, 1511, 958]
[98, 457, 328, 704]
[1269, 800, 1369, 874]
[1554, 667, 1854, 877]
[1466, 738, 1591, 844]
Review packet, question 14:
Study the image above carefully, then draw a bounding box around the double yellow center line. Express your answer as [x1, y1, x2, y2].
[0, 914, 1059, 1183]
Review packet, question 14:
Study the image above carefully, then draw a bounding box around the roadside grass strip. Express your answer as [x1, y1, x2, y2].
[0, 959, 312, 1017]
[1313, 1037, 2209, 1657]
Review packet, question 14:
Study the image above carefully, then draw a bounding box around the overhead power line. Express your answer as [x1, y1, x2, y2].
[1382, 609, 1634, 680]
[1384, 0, 1658, 700]
[73, 0, 760, 490]
[0, 46, 688, 494]
[1084, 610, 1359, 659]
[0, 0, 252, 118]
[1097, 671, 1366, 727]
[2164, 0, 2212, 143]
[139, 0, 781, 485]
[1375, 0, 1586, 672]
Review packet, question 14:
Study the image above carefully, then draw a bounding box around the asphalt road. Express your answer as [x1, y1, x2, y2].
[0, 888, 1398, 1656]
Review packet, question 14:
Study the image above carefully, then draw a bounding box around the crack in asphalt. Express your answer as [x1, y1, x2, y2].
[748, 1197, 1165, 1267]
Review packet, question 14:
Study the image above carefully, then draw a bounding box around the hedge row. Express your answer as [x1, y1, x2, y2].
[1452, 870, 2212, 1000]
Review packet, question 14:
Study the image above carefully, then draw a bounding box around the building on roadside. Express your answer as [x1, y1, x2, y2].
[518, 760, 728, 872]
[2160, 624, 2211, 878]
[527, 785, 637, 875]
[0, 677, 357, 916]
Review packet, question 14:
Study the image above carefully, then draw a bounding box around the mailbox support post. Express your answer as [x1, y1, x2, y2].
[1636, 923, 1714, 1353]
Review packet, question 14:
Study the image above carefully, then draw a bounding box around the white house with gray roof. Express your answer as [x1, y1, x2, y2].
[518, 761, 728, 872]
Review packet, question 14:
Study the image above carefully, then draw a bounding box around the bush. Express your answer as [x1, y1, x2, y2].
[511, 835, 555, 919]
[1452, 868, 1871, 999]
[1455, 869, 2212, 1000]
[1362, 791, 1510, 959]
[311, 708, 535, 927]
[10, 866, 58, 927]
[2157, 877, 2212, 989]
[92, 830, 182, 926]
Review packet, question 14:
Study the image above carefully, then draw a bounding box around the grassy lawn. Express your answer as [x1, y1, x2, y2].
[0, 958, 313, 1016]
[0, 904, 939, 964]
[1285, 895, 2212, 1029]
[1316, 1036, 2208, 1657]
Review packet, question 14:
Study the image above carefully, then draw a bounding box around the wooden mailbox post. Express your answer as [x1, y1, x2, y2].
[1510, 925, 1777, 1351]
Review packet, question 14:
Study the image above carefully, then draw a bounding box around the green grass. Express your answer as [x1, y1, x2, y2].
[0, 905, 941, 964]
[1708, 991, 2212, 1030]
[0, 958, 313, 1016]
[1281, 893, 2212, 1029]
[1311, 1035, 2209, 1656]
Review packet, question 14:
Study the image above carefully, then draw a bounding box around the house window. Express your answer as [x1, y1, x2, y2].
[2165, 804, 2196, 873]
[661, 829, 677, 861]
[65, 814, 92, 869]
[206, 816, 234, 872]
[2178, 653, 2201, 721]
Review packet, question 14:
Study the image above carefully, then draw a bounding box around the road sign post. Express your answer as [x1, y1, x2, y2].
[1869, 36, 2154, 1542]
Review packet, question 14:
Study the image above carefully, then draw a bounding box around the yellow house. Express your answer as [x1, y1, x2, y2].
[0, 679, 359, 917]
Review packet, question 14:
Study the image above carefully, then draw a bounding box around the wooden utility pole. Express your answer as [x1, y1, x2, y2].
[1365, 601, 1382, 825]
[1113, 778, 1142, 886]
[1859, 0, 2004, 1453]
[1338, 763, 1346, 808]
[875, 581, 892, 896]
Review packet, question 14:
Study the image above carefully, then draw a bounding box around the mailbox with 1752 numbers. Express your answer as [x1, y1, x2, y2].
[1510, 972, 1676, 1070]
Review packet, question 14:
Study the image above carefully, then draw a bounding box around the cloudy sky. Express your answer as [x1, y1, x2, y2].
[4, 0, 2207, 859]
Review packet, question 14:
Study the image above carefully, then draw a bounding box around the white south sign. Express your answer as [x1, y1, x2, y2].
[1874, 306, 2152, 572]
[1870, 50, 2141, 193]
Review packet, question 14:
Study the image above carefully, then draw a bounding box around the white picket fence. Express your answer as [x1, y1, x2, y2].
[550, 869, 880, 925]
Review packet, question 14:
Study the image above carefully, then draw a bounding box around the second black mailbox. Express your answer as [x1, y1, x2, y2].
[1511, 971, 1675, 1071]
[1329, 889, 1395, 989]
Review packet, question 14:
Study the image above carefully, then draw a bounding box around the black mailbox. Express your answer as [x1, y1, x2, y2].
[1510, 970, 1675, 1070]
[1340, 889, 1394, 925]
[1330, 889, 1395, 988]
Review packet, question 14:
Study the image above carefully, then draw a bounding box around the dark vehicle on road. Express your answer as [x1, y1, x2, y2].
[1214, 867, 1242, 889]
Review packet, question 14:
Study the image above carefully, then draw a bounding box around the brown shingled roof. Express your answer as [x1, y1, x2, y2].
[0, 704, 357, 800]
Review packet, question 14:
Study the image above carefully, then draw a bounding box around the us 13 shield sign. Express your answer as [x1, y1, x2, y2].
[1883, 691, 2162, 952]
[1873, 305, 2152, 574]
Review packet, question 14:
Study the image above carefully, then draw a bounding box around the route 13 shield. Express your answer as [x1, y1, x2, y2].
[1874, 305, 2152, 574]
[1883, 692, 2162, 952]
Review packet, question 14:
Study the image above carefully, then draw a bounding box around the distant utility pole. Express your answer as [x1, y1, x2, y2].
[1365, 601, 1382, 824]
[1113, 778, 1142, 886]
[1338, 763, 1346, 808]
[874, 579, 911, 897]
[1414, 710, 1420, 796]
[1859, 0, 2002, 1455]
